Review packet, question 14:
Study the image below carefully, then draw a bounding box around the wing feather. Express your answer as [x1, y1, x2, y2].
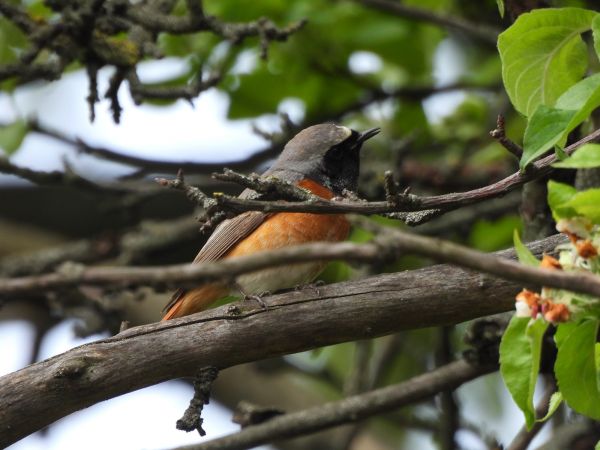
[192, 211, 267, 263]
[162, 210, 268, 313]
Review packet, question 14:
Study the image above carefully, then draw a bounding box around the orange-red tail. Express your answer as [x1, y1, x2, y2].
[161, 283, 229, 321]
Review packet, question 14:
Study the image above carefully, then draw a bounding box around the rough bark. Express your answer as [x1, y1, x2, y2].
[0, 234, 564, 447]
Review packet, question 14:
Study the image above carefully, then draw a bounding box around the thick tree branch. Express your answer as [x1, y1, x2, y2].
[176, 359, 495, 450]
[0, 234, 562, 447]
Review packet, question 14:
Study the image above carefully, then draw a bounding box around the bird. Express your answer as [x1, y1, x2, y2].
[162, 123, 380, 320]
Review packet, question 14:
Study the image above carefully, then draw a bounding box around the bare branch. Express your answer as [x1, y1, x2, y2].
[126, 4, 306, 41]
[0, 60, 64, 83]
[23, 119, 284, 176]
[156, 169, 219, 212]
[177, 360, 495, 450]
[0, 234, 563, 447]
[0, 1, 306, 122]
[176, 367, 219, 436]
[0, 157, 112, 193]
[126, 66, 223, 103]
[0, 215, 200, 277]
[490, 114, 523, 159]
[4, 230, 598, 304]
[176, 127, 600, 217]
[212, 169, 315, 201]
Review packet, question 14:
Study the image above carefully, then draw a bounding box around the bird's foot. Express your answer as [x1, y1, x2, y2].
[243, 292, 270, 309]
[234, 282, 270, 309]
[295, 280, 325, 296]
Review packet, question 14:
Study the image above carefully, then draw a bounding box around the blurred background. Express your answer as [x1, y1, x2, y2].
[0, 0, 577, 449]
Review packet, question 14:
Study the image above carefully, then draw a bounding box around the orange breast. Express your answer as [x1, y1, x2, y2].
[226, 178, 350, 258]
[162, 178, 350, 320]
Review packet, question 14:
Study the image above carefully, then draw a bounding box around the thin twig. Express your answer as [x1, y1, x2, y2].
[0, 158, 113, 193]
[0, 0, 306, 122]
[212, 169, 315, 201]
[2, 230, 596, 302]
[181, 127, 600, 217]
[22, 118, 285, 176]
[0, 215, 199, 277]
[176, 367, 219, 436]
[490, 114, 523, 158]
[156, 169, 218, 212]
[170, 360, 495, 450]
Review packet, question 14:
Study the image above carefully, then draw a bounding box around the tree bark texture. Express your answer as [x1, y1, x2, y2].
[0, 234, 564, 447]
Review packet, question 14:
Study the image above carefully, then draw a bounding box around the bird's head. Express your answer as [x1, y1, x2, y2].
[268, 123, 380, 195]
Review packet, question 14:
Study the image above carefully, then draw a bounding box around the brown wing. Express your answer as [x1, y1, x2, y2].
[192, 211, 267, 263]
[162, 210, 268, 313]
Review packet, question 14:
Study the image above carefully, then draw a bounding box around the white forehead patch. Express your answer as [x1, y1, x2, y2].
[335, 125, 352, 139]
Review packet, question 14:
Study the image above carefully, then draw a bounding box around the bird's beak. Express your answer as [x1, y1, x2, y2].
[357, 127, 381, 144]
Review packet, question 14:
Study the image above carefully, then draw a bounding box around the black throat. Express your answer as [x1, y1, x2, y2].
[320, 140, 361, 195]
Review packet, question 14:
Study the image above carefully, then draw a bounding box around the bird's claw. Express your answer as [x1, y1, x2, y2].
[243, 292, 270, 309]
[295, 280, 325, 296]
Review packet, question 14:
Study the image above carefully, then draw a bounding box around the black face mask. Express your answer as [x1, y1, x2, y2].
[321, 131, 362, 195]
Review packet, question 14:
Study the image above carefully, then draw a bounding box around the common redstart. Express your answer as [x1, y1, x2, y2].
[162, 123, 380, 320]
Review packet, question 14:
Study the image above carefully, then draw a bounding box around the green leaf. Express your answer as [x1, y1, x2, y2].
[469, 215, 522, 252]
[537, 391, 563, 422]
[0, 120, 28, 155]
[500, 316, 549, 429]
[521, 105, 577, 169]
[592, 14, 600, 61]
[497, 0, 505, 19]
[520, 74, 600, 169]
[565, 189, 600, 223]
[596, 343, 600, 375]
[26, 1, 53, 19]
[513, 230, 540, 267]
[0, 18, 28, 66]
[555, 320, 600, 419]
[555, 74, 600, 141]
[595, 440, 600, 450]
[553, 144, 600, 169]
[554, 321, 577, 345]
[319, 261, 352, 284]
[547, 180, 578, 221]
[555, 145, 568, 160]
[498, 8, 596, 117]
